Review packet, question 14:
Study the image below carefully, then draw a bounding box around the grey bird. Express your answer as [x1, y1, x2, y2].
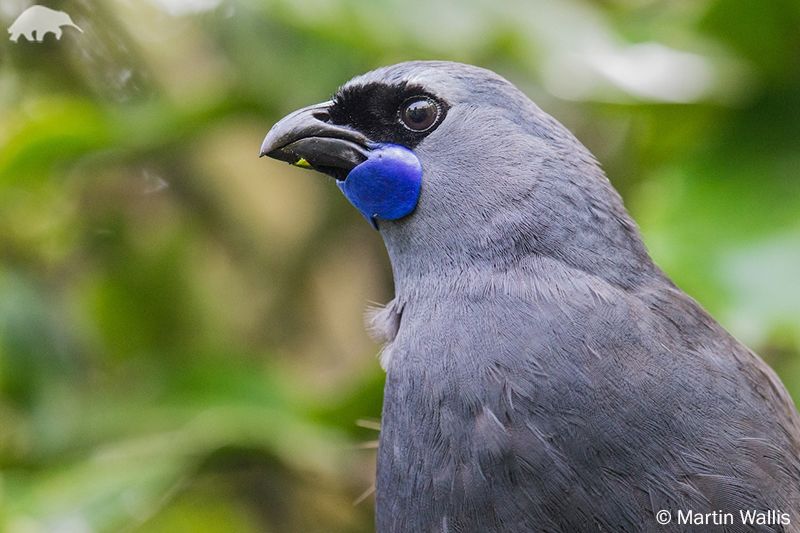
[260, 61, 800, 532]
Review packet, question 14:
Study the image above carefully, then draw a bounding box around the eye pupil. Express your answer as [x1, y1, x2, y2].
[400, 97, 438, 131]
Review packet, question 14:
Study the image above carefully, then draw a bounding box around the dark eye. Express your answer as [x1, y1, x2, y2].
[399, 97, 439, 132]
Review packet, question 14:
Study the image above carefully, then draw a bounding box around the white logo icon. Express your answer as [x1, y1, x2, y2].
[8, 5, 83, 43]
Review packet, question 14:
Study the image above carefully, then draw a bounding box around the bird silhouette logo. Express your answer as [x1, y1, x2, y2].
[7, 5, 83, 43]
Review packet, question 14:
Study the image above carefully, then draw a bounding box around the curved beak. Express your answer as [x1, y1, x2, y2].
[260, 101, 371, 181]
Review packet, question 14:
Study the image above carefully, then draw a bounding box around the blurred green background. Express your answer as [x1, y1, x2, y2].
[0, 0, 798, 531]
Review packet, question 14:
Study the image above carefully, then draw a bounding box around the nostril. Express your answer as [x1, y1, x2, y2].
[312, 110, 331, 123]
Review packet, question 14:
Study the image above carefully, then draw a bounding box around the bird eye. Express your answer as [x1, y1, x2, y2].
[399, 97, 439, 132]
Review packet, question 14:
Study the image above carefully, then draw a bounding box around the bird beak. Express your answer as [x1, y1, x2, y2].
[260, 101, 371, 181]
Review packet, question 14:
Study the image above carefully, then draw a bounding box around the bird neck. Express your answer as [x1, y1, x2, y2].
[379, 178, 661, 303]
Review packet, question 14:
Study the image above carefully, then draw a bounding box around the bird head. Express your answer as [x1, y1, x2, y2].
[261, 61, 655, 292]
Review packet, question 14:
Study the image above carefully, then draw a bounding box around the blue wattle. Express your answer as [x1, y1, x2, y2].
[337, 144, 422, 229]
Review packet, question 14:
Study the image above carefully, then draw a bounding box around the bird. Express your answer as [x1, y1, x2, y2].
[260, 61, 800, 532]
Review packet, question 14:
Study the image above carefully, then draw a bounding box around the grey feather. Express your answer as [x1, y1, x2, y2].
[301, 61, 800, 532]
